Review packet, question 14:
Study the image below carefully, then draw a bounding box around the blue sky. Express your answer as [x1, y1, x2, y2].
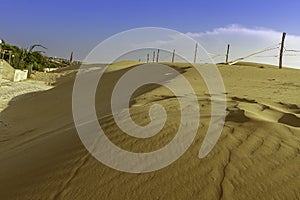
[1, 0, 300, 67]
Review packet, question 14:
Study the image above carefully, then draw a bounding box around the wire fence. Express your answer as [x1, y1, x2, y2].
[201, 42, 300, 65]
[138, 33, 300, 67]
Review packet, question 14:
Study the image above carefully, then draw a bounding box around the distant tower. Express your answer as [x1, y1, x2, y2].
[69, 51, 73, 64]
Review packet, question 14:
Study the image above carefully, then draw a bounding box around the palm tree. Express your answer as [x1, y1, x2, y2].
[17, 44, 47, 70]
[1, 41, 65, 72]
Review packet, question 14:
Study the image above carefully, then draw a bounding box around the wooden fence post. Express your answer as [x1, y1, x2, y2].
[172, 49, 175, 63]
[153, 51, 155, 62]
[225, 44, 230, 64]
[194, 43, 198, 63]
[279, 32, 286, 69]
[156, 49, 160, 63]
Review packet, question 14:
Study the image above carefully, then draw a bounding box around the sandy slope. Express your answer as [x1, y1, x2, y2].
[0, 79, 53, 112]
[0, 62, 299, 199]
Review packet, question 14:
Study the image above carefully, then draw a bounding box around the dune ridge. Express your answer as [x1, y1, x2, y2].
[0, 62, 300, 199]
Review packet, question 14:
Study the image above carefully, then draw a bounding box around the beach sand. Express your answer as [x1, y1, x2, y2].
[0, 62, 299, 199]
[0, 79, 53, 112]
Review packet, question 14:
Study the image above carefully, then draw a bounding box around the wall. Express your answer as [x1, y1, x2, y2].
[14, 69, 28, 82]
[0, 63, 2, 85]
[44, 68, 58, 72]
[0, 59, 28, 82]
[0, 59, 15, 81]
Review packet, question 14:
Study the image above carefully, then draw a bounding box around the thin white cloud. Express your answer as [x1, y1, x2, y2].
[187, 24, 280, 38]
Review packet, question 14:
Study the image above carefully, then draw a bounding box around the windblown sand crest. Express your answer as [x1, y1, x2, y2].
[0, 62, 299, 199]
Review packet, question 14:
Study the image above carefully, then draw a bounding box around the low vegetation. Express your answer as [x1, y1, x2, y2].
[0, 40, 69, 72]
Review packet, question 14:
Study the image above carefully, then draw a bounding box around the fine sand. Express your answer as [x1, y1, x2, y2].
[0, 62, 299, 199]
[0, 79, 53, 112]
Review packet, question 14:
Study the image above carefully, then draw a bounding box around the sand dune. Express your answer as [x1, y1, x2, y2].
[0, 62, 300, 199]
